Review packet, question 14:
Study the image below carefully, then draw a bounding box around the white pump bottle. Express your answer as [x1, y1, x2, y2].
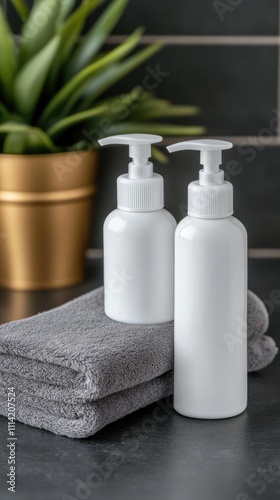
[99, 134, 176, 324]
[167, 139, 248, 419]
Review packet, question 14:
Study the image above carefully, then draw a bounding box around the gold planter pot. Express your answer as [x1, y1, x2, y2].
[0, 150, 99, 290]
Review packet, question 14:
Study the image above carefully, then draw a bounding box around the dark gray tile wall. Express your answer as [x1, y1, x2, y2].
[103, 44, 278, 136]
[7, 0, 279, 36]
[2, 0, 280, 248]
[108, 0, 280, 36]
[91, 145, 280, 249]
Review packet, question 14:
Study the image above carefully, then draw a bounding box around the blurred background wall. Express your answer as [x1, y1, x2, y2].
[3, 0, 280, 250]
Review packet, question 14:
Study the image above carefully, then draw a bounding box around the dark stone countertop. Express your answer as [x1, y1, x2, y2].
[0, 258, 279, 500]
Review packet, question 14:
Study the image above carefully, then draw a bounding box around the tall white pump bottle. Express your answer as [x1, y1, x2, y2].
[99, 134, 176, 324]
[167, 139, 248, 419]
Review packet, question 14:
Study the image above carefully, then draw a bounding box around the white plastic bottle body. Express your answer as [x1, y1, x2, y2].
[104, 208, 177, 324]
[174, 215, 247, 419]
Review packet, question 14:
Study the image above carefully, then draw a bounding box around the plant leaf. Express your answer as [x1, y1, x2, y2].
[79, 43, 162, 110]
[130, 97, 170, 110]
[83, 87, 149, 122]
[59, 0, 103, 63]
[0, 102, 26, 124]
[71, 85, 146, 116]
[3, 133, 22, 154]
[3, 133, 28, 154]
[71, 140, 92, 151]
[47, 103, 109, 138]
[66, 0, 129, 78]
[57, 0, 76, 23]
[48, 0, 103, 89]
[19, 0, 62, 65]
[151, 146, 168, 164]
[0, 6, 17, 101]
[0, 102, 11, 122]
[0, 122, 57, 153]
[62, 27, 144, 112]
[98, 122, 206, 136]
[40, 28, 144, 125]
[132, 105, 200, 120]
[14, 35, 60, 116]
[11, 0, 29, 21]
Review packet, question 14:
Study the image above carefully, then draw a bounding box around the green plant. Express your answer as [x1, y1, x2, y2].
[0, 0, 204, 157]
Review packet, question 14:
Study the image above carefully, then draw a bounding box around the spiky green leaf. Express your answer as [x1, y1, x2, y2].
[66, 0, 129, 78]
[14, 35, 60, 116]
[48, 0, 103, 89]
[11, 0, 29, 21]
[98, 122, 205, 136]
[19, 0, 62, 65]
[40, 28, 143, 124]
[0, 102, 11, 122]
[132, 105, 200, 120]
[59, 0, 103, 63]
[57, 0, 76, 23]
[151, 146, 168, 164]
[3, 133, 28, 154]
[0, 122, 57, 153]
[80, 43, 162, 109]
[0, 6, 17, 100]
[47, 103, 109, 137]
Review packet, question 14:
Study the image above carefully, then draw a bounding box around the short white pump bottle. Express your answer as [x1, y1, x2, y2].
[99, 134, 177, 324]
[167, 139, 248, 419]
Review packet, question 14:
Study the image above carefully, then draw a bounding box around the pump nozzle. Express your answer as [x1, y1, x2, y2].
[99, 134, 164, 212]
[167, 139, 234, 218]
[167, 139, 232, 174]
[99, 134, 162, 171]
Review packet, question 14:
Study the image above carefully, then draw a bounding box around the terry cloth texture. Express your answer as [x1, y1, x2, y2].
[0, 287, 277, 438]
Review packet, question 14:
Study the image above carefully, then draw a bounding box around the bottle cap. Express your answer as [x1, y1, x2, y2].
[167, 139, 233, 218]
[99, 134, 164, 212]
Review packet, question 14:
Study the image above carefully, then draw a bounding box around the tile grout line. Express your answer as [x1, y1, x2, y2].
[12, 33, 280, 47]
[106, 35, 280, 46]
[85, 249, 280, 259]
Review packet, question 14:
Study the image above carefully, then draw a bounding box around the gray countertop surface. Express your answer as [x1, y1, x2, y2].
[0, 258, 279, 500]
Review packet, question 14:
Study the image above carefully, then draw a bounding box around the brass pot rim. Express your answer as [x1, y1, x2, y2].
[0, 149, 99, 192]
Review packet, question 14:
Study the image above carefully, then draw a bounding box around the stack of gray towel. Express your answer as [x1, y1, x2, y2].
[0, 287, 277, 438]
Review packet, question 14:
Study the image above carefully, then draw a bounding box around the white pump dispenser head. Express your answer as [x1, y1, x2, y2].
[99, 134, 163, 212]
[167, 139, 233, 218]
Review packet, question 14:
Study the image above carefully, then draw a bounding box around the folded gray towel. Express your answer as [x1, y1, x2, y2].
[0, 287, 173, 402]
[0, 372, 173, 439]
[247, 290, 278, 372]
[247, 290, 270, 341]
[0, 287, 277, 438]
[248, 335, 278, 372]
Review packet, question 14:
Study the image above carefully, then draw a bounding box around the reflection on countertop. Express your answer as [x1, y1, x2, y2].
[0, 258, 103, 324]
